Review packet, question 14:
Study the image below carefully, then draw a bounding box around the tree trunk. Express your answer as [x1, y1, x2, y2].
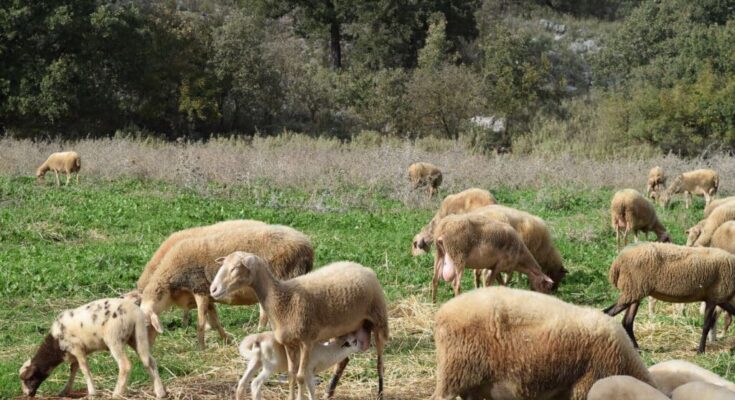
[329, 20, 342, 69]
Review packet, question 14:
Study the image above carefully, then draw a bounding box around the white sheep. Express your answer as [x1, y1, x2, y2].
[604, 243, 735, 353]
[36, 151, 81, 186]
[19, 298, 166, 398]
[656, 168, 719, 208]
[705, 196, 735, 218]
[431, 213, 554, 302]
[236, 328, 369, 400]
[672, 381, 735, 400]
[408, 162, 443, 198]
[209, 252, 389, 400]
[432, 287, 653, 400]
[139, 225, 313, 350]
[587, 375, 668, 400]
[610, 188, 671, 250]
[649, 359, 735, 397]
[693, 203, 735, 247]
[647, 166, 667, 198]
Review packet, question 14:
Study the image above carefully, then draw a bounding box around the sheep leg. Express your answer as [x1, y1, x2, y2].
[685, 192, 691, 209]
[622, 301, 640, 349]
[108, 342, 132, 398]
[73, 352, 97, 397]
[76, 172, 80, 184]
[725, 312, 733, 334]
[285, 345, 299, 400]
[326, 357, 349, 398]
[65, 171, 71, 185]
[432, 261, 441, 303]
[237, 357, 261, 400]
[376, 327, 385, 400]
[603, 302, 630, 317]
[257, 303, 269, 329]
[648, 297, 657, 315]
[296, 342, 313, 400]
[699, 302, 717, 354]
[615, 228, 622, 251]
[250, 365, 272, 400]
[485, 268, 501, 290]
[452, 268, 464, 297]
[194, 294, 210, 350]
[59, 360, 79, 396]
[54, 170, 60, 186]
[473, 270, 483, 288]
[205, 302, 232, 344]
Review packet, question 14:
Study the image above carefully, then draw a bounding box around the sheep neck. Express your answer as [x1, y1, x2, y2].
[31, 334, 65, 377]
[250, 264, 287, 320]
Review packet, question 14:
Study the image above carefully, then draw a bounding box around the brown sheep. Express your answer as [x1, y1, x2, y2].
[139, 225, 313, 350]
[432, 287, 653, 400]
[656, 168, 719, 209]
[647, 166, 667, 198]
[210, 253, 389, 400]
[431, 213, 554, 302]
[412, 187, 497, 256]
[408, 162, 443, 198]
[36, 151, 81, 186]
[610, 189, 671, 250]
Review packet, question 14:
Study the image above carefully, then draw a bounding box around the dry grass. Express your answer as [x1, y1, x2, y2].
[3, 136, 734, 210]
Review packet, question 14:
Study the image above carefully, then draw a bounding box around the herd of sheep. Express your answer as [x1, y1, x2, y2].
[18, 154, 735, 399]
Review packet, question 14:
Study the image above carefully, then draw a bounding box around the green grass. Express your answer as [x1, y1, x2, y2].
[1, 176, 733, 398]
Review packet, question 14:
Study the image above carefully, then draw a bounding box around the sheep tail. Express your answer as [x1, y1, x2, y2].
[608, 259, 621, 287]
[134, 312, 154, 359]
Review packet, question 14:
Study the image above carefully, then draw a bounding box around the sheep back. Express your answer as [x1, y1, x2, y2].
[705, 196, 735, 218]
[712, 221, 735, 254]
[587, 375, 668, 400]
[433, 287, 651, 400]
[610, 189, 661, 232]
[695, 203, 735, 246]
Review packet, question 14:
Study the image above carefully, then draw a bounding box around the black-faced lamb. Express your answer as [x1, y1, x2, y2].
[432, 287, 653, 400]
[209, 252, 389, 400]
[408, 162, 443, 198]
[610, 188, 671, 250]
[431, 213, 554, 302]
[604, 243, 735, 353]
[19, 298, 166, 398]
[36, 151, 81, 186]
[139, 224, 313, 350]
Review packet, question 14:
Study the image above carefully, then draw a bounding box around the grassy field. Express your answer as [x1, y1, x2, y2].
[2, 174, 735, 399]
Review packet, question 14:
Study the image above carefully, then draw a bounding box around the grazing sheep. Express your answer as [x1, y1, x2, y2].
[140, 225, 313, 350]
[647, 166, 667, 198]
[705, 196, 735, 218]
[133, 219, 268, 327]
[236, 328, 369, 400]
[693, 203, 735, 247]
[610, 189, 671, 250]
[649, 359, 735, 396]
[36, 151, 81, 186]
[209, 253, 389, 400]
[672, 382, 735, 400]
[431, 213, 554, 302]
[432, 287, 653, 400]
[656, 168, 719, 209]
[467, 204, 567, 290]
[587, 375, 668, 400]
[604, 243, 735, 353]
[408, 162, 443, 198]
[412, 187, 496, 257]
[19, 298, 166, 398]
[686, 220, 706, 246]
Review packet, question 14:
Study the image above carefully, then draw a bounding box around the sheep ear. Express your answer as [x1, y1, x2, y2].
[149, 312, 164, 334]
[215, 257, 226, 265]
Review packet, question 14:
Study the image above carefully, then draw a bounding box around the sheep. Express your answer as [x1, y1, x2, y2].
[209, 252, 389, 400]
[610, 188, 671, 250]
[36, 151, 81, 186]
[466, 204, 567, 290]
[656, 168, 719, 209]
[139, 225, 313, 350]
[693, 203, 735, 247]
[705, 196, 735, 218]
[686, 220, 706, 246]
[647, 166, 667, 198]
[431, 213, 554, 302]
[133, 219, 268, 327]
[408, 162, 443, 198]
[19, 298, 166, 398]
[236, 327, 370, 400]
[587, 375, 668, 400]
[672, 382, 735, 400]
[412, 187, 497, 257]
[604, 243, 735, 353]
[431, 286, 653, 400]
[649, 359, 735, 397]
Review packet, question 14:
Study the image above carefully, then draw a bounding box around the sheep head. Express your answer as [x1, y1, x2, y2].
[210, 251, 265, 301]
[686, 223, 704, 246]
[412, 232, 431, 256]
[19, 359, 45, 397]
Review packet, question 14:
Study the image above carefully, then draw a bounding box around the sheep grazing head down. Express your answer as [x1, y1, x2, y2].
[210, 251, 263, 300]
[19, 360, 46, 397]
[412, 232, 430, 256]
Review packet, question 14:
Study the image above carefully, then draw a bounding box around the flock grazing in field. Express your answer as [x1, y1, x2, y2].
[19, 154, 735, 399]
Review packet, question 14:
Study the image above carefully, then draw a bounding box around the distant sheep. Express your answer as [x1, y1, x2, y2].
[693, 203, 735, 247]
[432, 287, 653, 400]
[656, 168, 719, 208]
[408, 162, 443, 198]
[431, 213, 554, 302]
[20, 298, 166, 398]
[647, 166, 666, 198]
[610, 188, 671, 250]
[412, 187, 496, 256]
[210, 253, 389, 400]
[36, 151, 81, 186]
[605, 243, 735, 353]
[139, 225, 313, 350]
[236, 328, 369, 400]
[649, 359, 735, 397]
[587, 375, 668, 400]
